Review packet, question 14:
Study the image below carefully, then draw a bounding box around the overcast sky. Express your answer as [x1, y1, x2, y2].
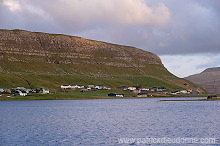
[1, 0, 220, 77]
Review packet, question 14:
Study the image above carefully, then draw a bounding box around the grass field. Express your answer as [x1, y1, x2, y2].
[0, 72, 195, 92]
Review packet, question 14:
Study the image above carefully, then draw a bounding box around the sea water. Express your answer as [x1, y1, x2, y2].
[0, 98, 219, 145]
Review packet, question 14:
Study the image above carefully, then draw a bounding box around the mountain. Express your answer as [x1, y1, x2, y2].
[202, 67, 220, 73]
[0, 29, 195, 91]
[185, 67, 220, 94]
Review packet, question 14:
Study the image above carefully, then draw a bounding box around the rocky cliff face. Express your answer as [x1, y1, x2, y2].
[0, 30, 161, 65]
[0, 29, 166, 76]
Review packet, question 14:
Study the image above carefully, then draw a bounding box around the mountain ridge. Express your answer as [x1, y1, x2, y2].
[202, 67, 220, 73]
[0, 29, 195, 91]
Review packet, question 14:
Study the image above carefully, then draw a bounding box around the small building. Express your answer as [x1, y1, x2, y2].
[151, 87, 166, 92]
[36, 88, 50, 94]
[16, 87, 26, 90]
[128, 87, 136, 91]
[120, 86, 128, 90]
[61, 85, 71, 89]
[69, 85, 77, 89]
[42, 89, 50, 94]
[141, 88, 150, 92]
[150, 87, 158, 92]
[77, 85, 85, 89]
[184, 83, 189, 86]
[132, 89, 141, 93]
[103, 86, 111, 90]
[87, 85, 95, 89]
[180, 90, 190, 94]
[207, 95, 218, 99]
[137, 92, 148, 97]
[95, 85, 104, 90]
[134, 86, 142, 90]
[3, 89, 11, 94]
[14, 91, 27, 96]
[108, 93, 124, 97]
[0, 88, 4, 93]
[171, 90, 180, 95]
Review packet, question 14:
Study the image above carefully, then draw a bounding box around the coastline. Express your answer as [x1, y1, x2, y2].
[0, 93, 214, 101]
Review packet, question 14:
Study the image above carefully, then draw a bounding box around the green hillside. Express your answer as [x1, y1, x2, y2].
[0, 29, 196, 91]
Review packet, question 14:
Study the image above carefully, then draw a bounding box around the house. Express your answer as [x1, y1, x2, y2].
[77, 85, 85, 89]
[14, 91, 27, 96]
[87, 85, 95, 89]
[180, 90, 190, 94]
[184, 83, 189, 86]
[150, 87, 158, 92]
[95, 85, 104, 90]
[36, 88, 50, 94]
[24, 89, 32, 93]
[3, 89, 11, 94]
[134, 86, 142, 90]
[151, 87, 166, 92]
[0, 88, 4, 93]
[16, 87, 26, 90]
[120, 86, 128, 90]
[141, 88, 150, 92]
[69, 85, 77, 89]
[128, 86, 136, 91]
[137, 92, 148, 97]
[103, 86, 111, 90]
[132, 89, 141, 93]
[108, 93, 124, 97]
[158, 87, 166, 91]
[171, 90, 180, 95]
[61, 85, 71, 89]
[42, 89, 50, 94]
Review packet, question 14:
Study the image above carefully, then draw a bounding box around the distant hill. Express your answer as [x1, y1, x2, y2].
[202, 67, 220, 73]
[0, 29, 196, 91]
[185, 67, 220, 94]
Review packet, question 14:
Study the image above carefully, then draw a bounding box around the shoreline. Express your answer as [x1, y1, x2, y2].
[160, 98, 220, 101]
[0, 94, 211, 101]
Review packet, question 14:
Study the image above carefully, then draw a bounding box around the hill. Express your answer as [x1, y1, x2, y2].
[185, 67, 220, 94]
[0, 29, 196, 91]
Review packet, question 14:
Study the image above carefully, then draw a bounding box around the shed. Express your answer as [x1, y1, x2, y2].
[108, 93, 124, 97]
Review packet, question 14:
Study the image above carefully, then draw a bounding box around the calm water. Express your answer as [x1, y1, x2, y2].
[0, 98, 219, 146]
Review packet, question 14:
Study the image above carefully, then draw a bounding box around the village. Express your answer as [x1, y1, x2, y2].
[0, 87, 50, 97]
[0, 83, 200, 98]
[60, 84, 195, 97]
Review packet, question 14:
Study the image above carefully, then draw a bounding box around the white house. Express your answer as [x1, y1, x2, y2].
[128, 87, 136, 91]
[15, 91, 27, 96]
[87, 85, 95, 89]
[180, 90, 190, 94]
[42, 89, 50, 94]
[141, 88, 150, 92]
[95, 85, 104, 90]
[61, 85, 71, 89]
[0, 88, 4, 93]
[103, 86, 111, 90]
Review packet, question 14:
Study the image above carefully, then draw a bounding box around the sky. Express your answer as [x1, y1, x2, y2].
[1, 0, 220, 77]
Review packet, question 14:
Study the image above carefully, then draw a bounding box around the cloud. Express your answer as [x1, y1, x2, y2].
[24, 0, 170, 31]
[2, 0, 21, 11]
[1, 0, 220, 77]
[1, 0, 220, 55]
[161, 54, 220, 77]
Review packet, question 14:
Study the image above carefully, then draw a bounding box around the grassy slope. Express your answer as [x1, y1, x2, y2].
[0, 72, 188, 91]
